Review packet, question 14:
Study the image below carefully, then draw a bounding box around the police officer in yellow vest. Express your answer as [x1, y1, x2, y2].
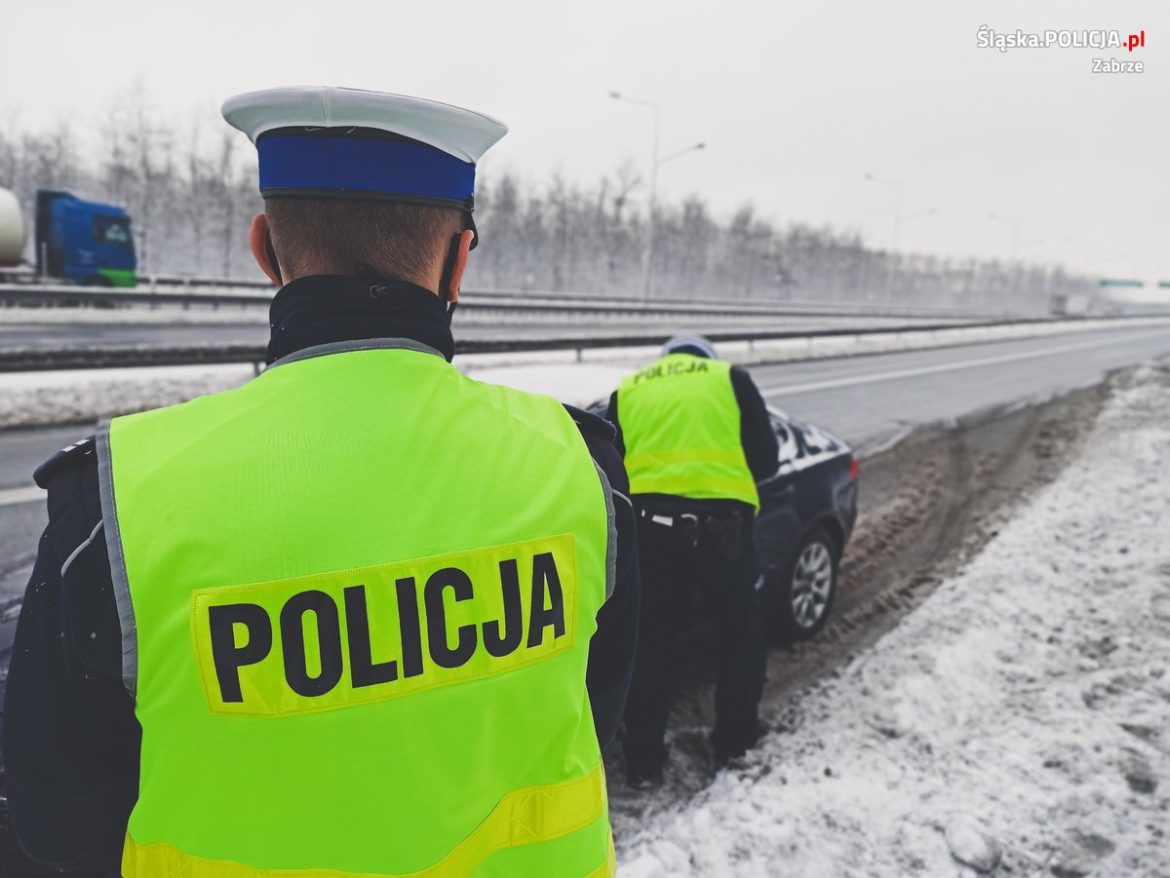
[3, 88, 641, 877]
[606, 335, 778, 786]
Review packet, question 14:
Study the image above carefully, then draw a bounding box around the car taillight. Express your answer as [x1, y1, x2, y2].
[849, 456, 859, 481]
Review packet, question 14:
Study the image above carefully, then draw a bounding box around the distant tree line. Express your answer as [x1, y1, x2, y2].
[0, 86, 1093, 315]
[0, 84, 259, 280]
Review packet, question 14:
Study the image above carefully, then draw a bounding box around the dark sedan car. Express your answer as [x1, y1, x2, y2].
[756, 406, 858, 641]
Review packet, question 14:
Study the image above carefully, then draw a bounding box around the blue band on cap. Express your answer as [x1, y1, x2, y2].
[257, 133, 476, 203]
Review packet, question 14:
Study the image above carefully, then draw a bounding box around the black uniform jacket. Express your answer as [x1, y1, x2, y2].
[2, 276, 640, 873]
[605, 358, 780, 516]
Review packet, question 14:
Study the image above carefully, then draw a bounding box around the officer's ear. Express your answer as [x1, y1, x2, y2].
[249, 213, 283, 287]
[444, 228, 475, 303]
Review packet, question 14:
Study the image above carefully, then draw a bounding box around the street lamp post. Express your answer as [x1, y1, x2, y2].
[610, 91, 705, 302]
[863, 173, 905, 306]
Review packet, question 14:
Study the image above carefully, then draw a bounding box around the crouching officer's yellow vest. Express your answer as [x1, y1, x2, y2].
[96, 339, 616, 878]
[618, 352, 759, 510]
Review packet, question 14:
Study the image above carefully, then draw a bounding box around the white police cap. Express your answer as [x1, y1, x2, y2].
[221, 87, 507, 213]
[222, 87, 506, 162]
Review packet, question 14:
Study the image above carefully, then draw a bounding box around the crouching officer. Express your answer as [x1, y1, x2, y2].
[607, 334, 778, 786]
[3, 87, 639, 878]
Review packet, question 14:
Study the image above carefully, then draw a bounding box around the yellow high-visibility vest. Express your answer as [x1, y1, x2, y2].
[98, 339, 616, 877]
[617, 353, 759, 510]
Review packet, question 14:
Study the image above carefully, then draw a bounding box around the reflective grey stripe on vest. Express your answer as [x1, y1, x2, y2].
[268, 337, 446, 370]
[593, 462, 618, 601]
[96, 425, 138, 696]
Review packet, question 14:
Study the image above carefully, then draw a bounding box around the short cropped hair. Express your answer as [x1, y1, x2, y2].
[264, 197, 464, 283]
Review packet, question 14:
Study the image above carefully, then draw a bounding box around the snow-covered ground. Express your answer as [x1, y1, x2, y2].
[617, 363, 1170, 877]
[462, 363, 626, 408]
[0, 361, 623, 428]
[0, 364, 256, 427]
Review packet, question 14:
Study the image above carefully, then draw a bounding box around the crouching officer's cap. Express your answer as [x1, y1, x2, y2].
[663, 333, 718, 359]
[221, 86, 507, 246]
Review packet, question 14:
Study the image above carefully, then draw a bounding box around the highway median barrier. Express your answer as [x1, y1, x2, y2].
[2, 315, 1169, 373]
[2, 316, 1168, 431]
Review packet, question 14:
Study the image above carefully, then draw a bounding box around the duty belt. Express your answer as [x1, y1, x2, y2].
[638, 508, 744, 560]
[642, 510, 701, 540]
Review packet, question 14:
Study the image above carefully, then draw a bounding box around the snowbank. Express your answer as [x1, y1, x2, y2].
[459, 363, 627, 409]
[0, 364, 256, 428]
[617, 363, 1170, 876]
[0, 361, 623, 429]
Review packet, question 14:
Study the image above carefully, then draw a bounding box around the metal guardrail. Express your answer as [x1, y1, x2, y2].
[0, 283, 271, 308]
[139, 275, 1001, 318]
[0, 317, 1083, 372]
[0, 276, 1015, 320]
[0, 282, 1003, 322]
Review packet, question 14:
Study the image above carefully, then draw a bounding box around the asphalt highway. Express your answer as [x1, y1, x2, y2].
[751, 323, 1170, 449]
[1, 322, 1168, 624]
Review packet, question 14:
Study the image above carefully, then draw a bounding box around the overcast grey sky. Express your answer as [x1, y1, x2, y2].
[4, 0, 1167, 282]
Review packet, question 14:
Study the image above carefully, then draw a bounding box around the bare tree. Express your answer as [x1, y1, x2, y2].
[182, 118, 210, 274]
[100, 80, 175, 273]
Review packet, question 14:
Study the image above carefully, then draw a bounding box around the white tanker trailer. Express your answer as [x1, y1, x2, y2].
[0, 187, 26, 267]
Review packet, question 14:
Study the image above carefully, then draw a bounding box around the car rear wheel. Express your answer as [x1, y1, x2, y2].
[767, 526, 838, 641]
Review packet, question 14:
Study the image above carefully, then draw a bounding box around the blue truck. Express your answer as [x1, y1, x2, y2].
[33, 189, 138, 287]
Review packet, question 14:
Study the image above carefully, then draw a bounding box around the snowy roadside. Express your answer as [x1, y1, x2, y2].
[0, 364, 257, 428]
[0, 362, 626, 428]
[616, 362, 1170, 877]
[3, 317, 1169, 429]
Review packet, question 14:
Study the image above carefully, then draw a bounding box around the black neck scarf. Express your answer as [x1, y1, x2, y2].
[266, 275, 456, 365]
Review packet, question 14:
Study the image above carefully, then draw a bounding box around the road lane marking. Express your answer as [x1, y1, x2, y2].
[758, 329, 1170, 397]
[0, 486, 44, 508]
